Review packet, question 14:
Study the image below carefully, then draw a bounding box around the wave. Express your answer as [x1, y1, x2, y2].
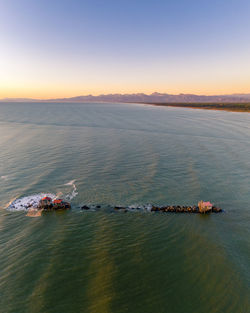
[7, 193, 56, 211]
[64, 180, 78, 200]
[7, 179, 79, 211]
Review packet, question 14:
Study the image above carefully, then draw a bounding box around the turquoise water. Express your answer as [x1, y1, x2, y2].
[0, 102, 249, 313]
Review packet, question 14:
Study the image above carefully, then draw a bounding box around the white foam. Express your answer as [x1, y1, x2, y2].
[1, 175, 9, 180]
[65, 180, 78, 201]
[128, 204, 143, 210]
[6, 179, 78, 212]
[144, 204, 153, 211]
[64, 180, 76, 186]
[7, 193, 56, 211]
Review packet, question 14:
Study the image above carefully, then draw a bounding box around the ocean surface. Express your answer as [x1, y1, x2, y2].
[0, 102, 249, 313]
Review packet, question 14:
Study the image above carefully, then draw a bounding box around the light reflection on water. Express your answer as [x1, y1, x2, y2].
[0, 102, 249, 313]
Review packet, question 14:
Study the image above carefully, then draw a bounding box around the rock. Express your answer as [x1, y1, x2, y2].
[114, 206, 127, 210]
[168, 206, 175, 212]
[39, 203, 53, 210]
[161, 206, 169, 212]
[36, 199, 224, 214]
[179, 206, 185, 213]
[183, 206, 188, 213]
[110, 203, 223, 214]
[192, 206, 198, 213]
[81, 205, 90, 210]
[212, 206, 222, 213]
[38, 197, 71, 211]
[151, 206, 160, 212]
[52, 199, 71, 210]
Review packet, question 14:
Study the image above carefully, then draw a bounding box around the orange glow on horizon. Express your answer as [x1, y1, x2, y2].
[1, 83, 250, 100]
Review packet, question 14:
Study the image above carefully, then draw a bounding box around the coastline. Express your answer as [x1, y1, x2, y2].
[144, 102, 250, 113]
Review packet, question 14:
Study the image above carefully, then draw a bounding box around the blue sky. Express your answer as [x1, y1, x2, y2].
[0, 0, 250, 98]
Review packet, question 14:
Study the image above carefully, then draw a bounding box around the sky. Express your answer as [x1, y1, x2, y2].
[0, 0, 250, 99]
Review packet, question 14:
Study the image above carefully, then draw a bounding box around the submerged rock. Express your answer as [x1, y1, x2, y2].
[212, 206, 222, 213]
[114, 206, 127, 210]
[81, 205, 90, 210]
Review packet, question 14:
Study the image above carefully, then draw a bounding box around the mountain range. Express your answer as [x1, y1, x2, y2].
[1, 92, 250, 103]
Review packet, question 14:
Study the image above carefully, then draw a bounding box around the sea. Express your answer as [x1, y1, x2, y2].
[0, 102, 249, 313]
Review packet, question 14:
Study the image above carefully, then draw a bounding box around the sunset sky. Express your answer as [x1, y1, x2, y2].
[0, 0, 250, 99]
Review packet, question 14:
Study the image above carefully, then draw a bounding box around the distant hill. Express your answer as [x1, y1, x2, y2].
[1, 92, 250, 103]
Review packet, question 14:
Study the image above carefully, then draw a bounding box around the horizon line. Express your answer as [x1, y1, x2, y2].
[1, 91, 250, 101]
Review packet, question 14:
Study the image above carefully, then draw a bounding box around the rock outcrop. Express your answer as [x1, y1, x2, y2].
[38, 197, 71, 210]
[80, 203, 222, 214]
